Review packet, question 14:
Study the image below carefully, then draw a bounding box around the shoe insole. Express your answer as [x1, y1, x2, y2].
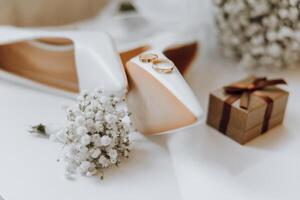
[0, 38, 79, 92]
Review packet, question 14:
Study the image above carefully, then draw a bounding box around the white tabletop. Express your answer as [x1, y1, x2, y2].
[0, 22, 300, 200]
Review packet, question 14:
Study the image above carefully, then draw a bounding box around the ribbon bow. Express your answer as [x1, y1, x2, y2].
[223, 77, 287, 109]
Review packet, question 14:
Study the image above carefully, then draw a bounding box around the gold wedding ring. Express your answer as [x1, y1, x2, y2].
[139, 53, 158, 63]
[139, 53, 174, 74]
[152, 58, 174, 74]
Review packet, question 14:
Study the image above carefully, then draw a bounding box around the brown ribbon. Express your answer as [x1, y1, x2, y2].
[218, 77, 287, 134]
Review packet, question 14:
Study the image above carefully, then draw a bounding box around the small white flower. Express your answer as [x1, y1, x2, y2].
[91, 134, 100, 142]
[80, 134, 91, 145]
[75, 116, 85, 126]
[84, 105, 93, 113]
[99, 96, 108, 104]
[86, 119, 94, 129]
[266, 31, 277, 41]
[86, 170, 97, 176]
[90, 101, 100, 111]
[78, 161, 91, 174]
[279, 8, 289, 19]
[108, 149, 118, 159]
[101, 136, 112, 146]
[85, 111, 95, 119]
[110, 158, 117, 164]
[45, 123, 61, 136]
[94, 122, 104, 132]
[98, 155, 109, 168]
[76, 126, 88, 135]
[95, 111, 104, 121]
[91, 149, 101, 159]
[93, 136, 102, 147]
[278, 26, 294, 39]
[267, 43, 282, 57]
[250, 35, 264, 46]
[76, 152, 88, 162]
[289, 8, 299, 21]
[105, 114, 117, 123]
[116, 110, 126, 118]
[65, 145, 76, 157]
[78, 145, 88, 153]
[56, 130, 67, 142]
[112, 96, 121, 103]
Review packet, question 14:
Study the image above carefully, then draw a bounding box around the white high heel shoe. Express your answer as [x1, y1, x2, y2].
[0, 27, 202, 135]
[125, 50, 203, 135]
[0, 26, 127, 97]
[118, 29, 202, 135]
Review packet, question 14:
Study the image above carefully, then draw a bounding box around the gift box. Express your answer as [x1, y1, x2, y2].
[206, 76, 289, 144]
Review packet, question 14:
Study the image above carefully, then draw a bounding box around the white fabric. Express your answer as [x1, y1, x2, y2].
[1, 1, 300, 200]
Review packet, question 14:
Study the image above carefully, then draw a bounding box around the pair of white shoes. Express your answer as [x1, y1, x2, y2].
[0, 26, 203, 135]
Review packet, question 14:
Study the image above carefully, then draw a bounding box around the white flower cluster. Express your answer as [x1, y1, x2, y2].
[214, 0, 300, 69]
[52, 90, 134, 179]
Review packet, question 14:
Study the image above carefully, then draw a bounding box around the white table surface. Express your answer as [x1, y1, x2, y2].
[0, 22, 300, 200]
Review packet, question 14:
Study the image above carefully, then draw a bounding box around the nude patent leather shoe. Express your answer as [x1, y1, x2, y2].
[125, 50, 203, 135]
[0, 26, 127, 97]
[119, 31, 198, 76]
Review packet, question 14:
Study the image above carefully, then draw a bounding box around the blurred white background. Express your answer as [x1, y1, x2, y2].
[1, 1, 300, 200]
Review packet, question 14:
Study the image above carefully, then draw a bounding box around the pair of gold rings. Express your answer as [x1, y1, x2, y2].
[139, 53, 174, 74]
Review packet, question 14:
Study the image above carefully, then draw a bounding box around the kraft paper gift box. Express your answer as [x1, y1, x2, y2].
[206, 76, 289, 144]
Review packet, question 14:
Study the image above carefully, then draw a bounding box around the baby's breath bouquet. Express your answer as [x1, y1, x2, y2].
[214, 0, 300, 69]
[31, 89, 134, 179]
